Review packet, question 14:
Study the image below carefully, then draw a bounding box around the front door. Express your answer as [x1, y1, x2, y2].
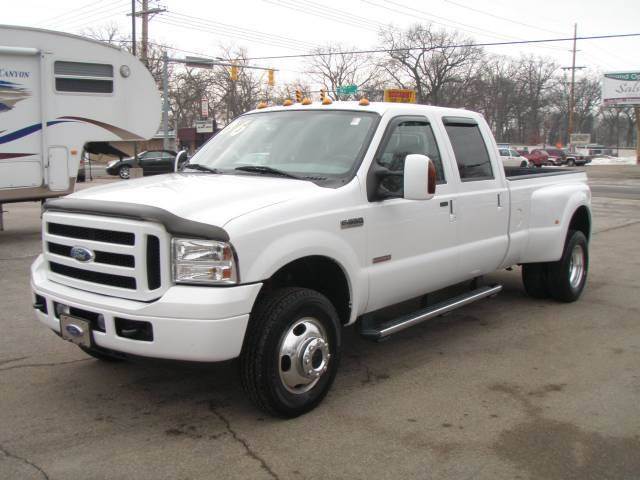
[364, 116, 459, 312]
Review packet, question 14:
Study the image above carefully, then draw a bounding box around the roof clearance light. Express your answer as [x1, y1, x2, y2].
[301, 97, 312, 105]
[359, 97, 370, 106]
[257, 101, 268, 109]
[322, 96, 333, 105]
[283, 99, 293, 106]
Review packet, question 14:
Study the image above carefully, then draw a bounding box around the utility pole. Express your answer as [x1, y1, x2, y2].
[134, 0, 166, 67]
[131, 0, 139, 172]
[635, 106, 640, 165]
[561, 23, 586, 147]
[568, 23, 577, 143]
[162, 50, 169, 150]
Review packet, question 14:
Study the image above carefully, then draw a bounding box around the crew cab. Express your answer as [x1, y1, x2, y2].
[31, 102, 591, 417]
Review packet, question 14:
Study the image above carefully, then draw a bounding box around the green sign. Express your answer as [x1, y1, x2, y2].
[604, 72, 639, 81]
[336, 84, 357, 95]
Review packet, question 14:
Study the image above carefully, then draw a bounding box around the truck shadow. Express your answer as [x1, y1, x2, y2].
[66, 269, 535, 423]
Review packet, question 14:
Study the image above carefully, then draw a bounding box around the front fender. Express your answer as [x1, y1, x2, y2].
[241, 229, 366, 324]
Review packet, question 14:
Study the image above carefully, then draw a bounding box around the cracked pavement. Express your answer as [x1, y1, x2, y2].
[1, 168, 639, 479]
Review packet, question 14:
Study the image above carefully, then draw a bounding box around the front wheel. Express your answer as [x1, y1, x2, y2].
[520, 160, 528, 168]
[240, 288, 341, 418]
[118, 165, 130, 179]
[567, 159, 576, 166]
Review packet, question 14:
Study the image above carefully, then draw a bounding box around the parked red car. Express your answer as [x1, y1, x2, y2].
[518, 149, 550, 167]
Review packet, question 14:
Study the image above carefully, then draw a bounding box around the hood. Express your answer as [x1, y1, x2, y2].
[69, 173, 322, 227]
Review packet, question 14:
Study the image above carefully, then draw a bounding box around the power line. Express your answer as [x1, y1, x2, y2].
[39, 0, 128, 29]
[36, 0, 109, 27]
[167, 11, 319, 50]
[235, 32, 640, 61]
[362, 0, 526, 44]
[264, 0, 389, 33]
[157, 13, 317, 52]
[156, 17, 310, 52]
[443, 0, 565, 36]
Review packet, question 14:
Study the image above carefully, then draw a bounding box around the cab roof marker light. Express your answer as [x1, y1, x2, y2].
[283, 99, 293, 106]
[359, 96, 370, 106]
[257, 101, 268, 109]
[322, 96, 333, 105]
[301, 97, 312, 105]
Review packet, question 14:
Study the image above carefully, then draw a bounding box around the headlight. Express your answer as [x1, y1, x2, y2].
[172, 238, 238, 285]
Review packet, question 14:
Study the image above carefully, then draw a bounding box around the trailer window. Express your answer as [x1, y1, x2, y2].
[54, 61, 113, 94]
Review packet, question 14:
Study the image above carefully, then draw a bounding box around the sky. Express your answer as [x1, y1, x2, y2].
[3, 0, 639, 86]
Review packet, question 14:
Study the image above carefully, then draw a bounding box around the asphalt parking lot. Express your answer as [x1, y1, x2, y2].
[1, 166, 639, 480]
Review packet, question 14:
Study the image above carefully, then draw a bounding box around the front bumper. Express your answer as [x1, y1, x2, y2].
[31, 255, 262, 362]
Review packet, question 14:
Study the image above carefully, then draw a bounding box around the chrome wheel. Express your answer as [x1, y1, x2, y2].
[278, 317, 331, 394]
[119, 165, 130, 179]
[568, 244, 585, 289]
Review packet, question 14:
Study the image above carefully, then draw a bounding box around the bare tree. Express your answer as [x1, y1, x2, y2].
[306, 44, 381, 100]
[379, 24, 484, 105]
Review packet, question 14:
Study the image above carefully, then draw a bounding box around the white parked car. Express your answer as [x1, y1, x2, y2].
[499, 147, 529, 167]
[31, 101, 591, 417]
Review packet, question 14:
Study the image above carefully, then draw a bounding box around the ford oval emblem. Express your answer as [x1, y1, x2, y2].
[70, 246, 95, 263]
[65, 324, 84, 337]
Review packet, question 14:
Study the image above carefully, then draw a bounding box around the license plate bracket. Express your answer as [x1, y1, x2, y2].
[60, 314, 92, 348]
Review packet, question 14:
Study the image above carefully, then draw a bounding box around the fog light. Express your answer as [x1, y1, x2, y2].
[55, 303, 70, 317]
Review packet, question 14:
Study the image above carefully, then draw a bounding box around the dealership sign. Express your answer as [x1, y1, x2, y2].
[602, 71, 640, 106]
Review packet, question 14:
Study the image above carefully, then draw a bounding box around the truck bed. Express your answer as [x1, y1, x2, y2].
[504, 166, 583, 180]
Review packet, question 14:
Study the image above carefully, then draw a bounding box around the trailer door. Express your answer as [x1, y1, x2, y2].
[0, 47, 42, 189]
[47, 146, 69, 191]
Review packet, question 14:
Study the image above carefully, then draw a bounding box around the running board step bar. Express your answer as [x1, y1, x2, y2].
[360, 284, 503, 340]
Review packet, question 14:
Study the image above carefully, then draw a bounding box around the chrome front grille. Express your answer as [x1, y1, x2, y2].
[43, 212, 170, 301]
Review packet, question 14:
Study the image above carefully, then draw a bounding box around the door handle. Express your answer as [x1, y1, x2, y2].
[439, 201, 449, 207]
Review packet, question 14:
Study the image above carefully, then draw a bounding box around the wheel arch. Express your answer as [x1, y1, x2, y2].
[568, 205, 591, 241]
[255, 255, 353, 325]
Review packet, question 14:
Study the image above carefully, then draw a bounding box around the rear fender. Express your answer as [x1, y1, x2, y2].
[521, 183, 590, 264]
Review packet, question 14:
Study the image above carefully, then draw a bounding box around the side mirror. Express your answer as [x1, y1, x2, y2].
[403, 154, 436, 201]
[174, 150, 188, 172]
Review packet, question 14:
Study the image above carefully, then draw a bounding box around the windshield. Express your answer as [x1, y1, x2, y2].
[188, 110, 379, 181]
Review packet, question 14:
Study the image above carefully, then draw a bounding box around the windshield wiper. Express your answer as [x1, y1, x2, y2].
[234, 165, 303, 180]
[183, 163, 222, 174]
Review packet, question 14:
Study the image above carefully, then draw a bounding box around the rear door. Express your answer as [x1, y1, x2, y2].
[138, 151, 160, 175]
[441, 116, 509, 278]
[159, 151, 175, 173]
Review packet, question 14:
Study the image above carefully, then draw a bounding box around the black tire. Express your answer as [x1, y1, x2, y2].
[118, 165, 130, 179]
[80, 345, 125, 362]
[522, 263, 549, 299]
[567, 159, 576, 167]
[240, 287, 341, 418]
[547, 230, 589, 302]
[520, 161, 528, 168]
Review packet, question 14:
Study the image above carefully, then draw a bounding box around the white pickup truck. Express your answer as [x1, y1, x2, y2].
[31, 101, 591, 417]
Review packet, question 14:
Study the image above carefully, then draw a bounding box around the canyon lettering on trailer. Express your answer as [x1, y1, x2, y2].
[31, 101, 591, 417]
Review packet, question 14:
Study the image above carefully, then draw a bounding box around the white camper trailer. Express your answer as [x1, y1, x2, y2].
[0, 25, 161, 229]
